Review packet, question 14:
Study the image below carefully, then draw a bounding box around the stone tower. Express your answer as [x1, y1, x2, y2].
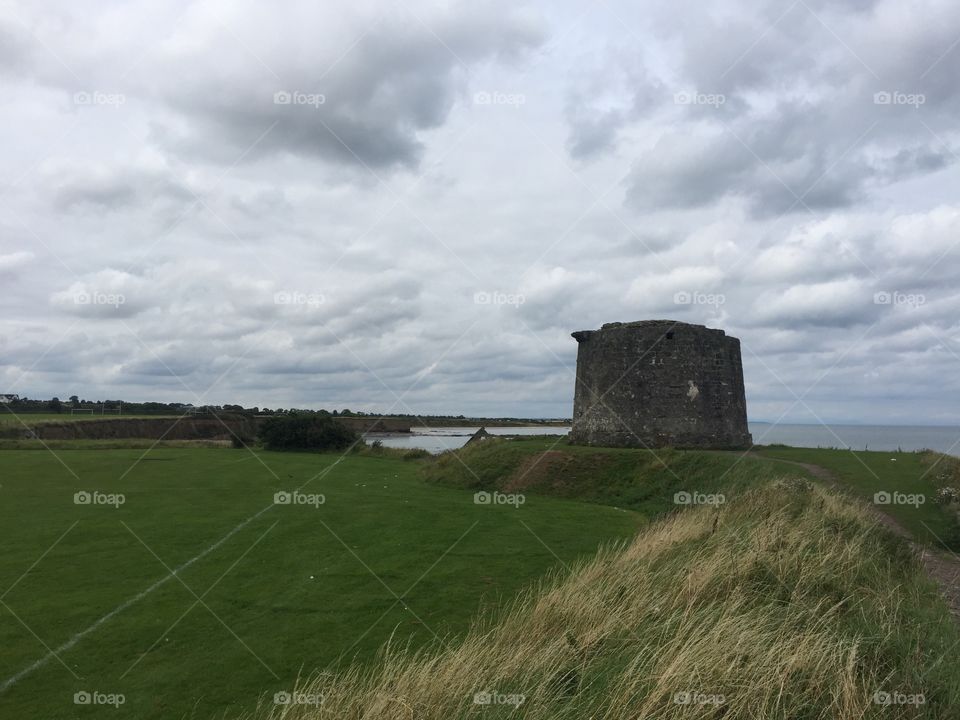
[570, 320, 751, 449]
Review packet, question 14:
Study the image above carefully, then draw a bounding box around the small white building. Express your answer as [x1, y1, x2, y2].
[0, 394, 19, 404]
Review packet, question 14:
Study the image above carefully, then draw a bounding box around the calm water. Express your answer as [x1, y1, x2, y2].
[750, 423, 960, 454]
[365, 426, 571, 453]
[366, 423, 960, 455]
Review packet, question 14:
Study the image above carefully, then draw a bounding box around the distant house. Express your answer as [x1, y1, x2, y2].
[0, 394, 19, 404]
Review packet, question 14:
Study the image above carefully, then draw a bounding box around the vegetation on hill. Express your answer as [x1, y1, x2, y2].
[758, 446, 960, 550]
[420, 436, 780, 517]
[258, 413, 359, 451]
[240, 475, 959, 718]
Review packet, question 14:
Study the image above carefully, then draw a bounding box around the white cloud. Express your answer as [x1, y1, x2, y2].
[2, 0, 960, 423]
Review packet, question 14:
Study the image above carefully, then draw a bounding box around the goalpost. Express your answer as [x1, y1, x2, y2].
[70, 403, 124, 416]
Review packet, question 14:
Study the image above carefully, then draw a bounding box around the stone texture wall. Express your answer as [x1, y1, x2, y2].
[569, 320, 751, 449]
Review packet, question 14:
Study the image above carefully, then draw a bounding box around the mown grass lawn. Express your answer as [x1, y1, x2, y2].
[0, 448, 641, 719]
[0, 412, 179, 427]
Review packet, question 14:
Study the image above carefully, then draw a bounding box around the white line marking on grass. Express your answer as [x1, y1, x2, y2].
[2, 453, 349, 692]
[0, 503, 275, 692]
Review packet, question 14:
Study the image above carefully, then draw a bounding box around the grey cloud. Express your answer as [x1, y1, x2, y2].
[4, 0, 960, 424]
[50, 167, 196, 213]
[151, 2, 545, 170]
[576, 1, 960, 216]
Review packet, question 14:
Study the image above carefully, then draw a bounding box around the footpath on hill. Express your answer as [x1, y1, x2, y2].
[759, 453, 960, 618]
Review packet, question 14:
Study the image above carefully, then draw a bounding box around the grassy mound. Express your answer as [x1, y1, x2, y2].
[241, 478, 959, 718]
[421, 436, 781, 516]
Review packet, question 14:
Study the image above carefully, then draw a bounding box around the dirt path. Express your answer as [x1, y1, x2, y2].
[759, 454, 960, 618]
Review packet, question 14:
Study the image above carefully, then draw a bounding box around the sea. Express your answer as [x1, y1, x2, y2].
[365, 423, 960, 456]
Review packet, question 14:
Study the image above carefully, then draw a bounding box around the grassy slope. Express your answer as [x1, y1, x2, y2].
[0, 412, 179, 427]
[757, 447, 960, 548]
[243, 472, 960, 718]
[421, 436, 780, 517]
[0, 448, 640, 720]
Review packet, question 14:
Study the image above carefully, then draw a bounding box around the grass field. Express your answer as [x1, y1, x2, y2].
[0, 412, 179, 427]
[241, 460, 960, 719]
[757, 446, 960, 548]
[422, 436, 784, 516]
[4, 438, 960, 719]
[0, 447, 641, 719]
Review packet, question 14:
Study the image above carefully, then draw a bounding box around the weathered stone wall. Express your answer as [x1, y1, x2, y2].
[569, 320, 751, 449]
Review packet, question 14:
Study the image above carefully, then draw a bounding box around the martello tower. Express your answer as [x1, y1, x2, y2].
[570, 320, 751, 449]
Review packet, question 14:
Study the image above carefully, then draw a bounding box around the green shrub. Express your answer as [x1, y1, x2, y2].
[259, 414, 358, 451]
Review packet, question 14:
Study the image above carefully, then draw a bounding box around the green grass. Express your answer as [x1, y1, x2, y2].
[0, 439, 231, 450]
[6, 438, 960, 719]
[238, 473, 960, 719]
[0, 448, 641, 719]
[422, 436, 784, 517]
[0, 412, 178, 427]
[756, 446, 960, 548]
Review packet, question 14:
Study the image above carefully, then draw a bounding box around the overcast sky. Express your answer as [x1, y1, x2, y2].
[3, 0, 960, 425]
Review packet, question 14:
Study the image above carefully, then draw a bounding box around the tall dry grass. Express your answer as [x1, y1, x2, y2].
[242, 477, 958, 719]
